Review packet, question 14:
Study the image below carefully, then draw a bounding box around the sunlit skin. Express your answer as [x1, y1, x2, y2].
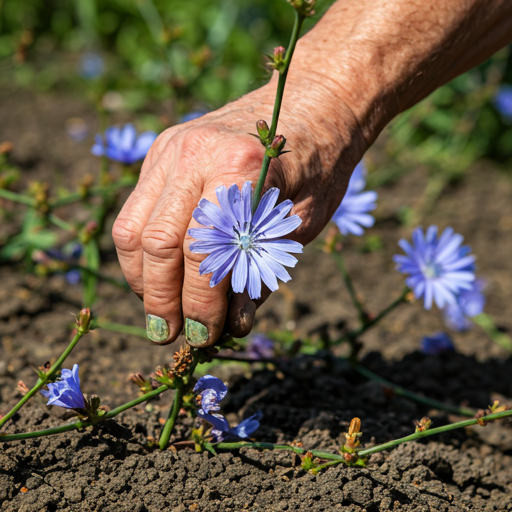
[112, 0, 512, 347]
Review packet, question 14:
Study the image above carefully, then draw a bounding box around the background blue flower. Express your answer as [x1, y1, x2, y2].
[189, 182, 303, 299]
[331, 161, 378, 236]
[494, 85, 512, 120]
[394, 226, 476, 310]
[40, 364, 85, 409]
[443, 278, 486, 331]
[247, 334, 274, 360]
[91, 123, 158, 164]
[180, 110, 208, 123]
[421, 332, 455, 355]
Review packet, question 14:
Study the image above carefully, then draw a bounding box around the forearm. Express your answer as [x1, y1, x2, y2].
[289, 0, 512, 144]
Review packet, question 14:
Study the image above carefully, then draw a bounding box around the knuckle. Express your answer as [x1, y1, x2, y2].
[141, 224, 182, 259]
[112, 217, 142, 251]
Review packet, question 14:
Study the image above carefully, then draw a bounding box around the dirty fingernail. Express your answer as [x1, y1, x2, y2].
[146, 314, 169, 343]
[185, 318, 209, 346]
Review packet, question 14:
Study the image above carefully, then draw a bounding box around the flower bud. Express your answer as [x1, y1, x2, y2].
[16, 380, 29, 396]
[256, 120, 270, 143]
[271, 46, 286, 71]
[348, 417, 361, 436]
[266, 135, 286, 158]
[76, 308, 92, 334]
[288, 0, 316, 17]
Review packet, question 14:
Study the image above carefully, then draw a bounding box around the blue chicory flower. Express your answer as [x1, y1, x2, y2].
[40, 364, 85, 409]
[443, 278, 486, 331]
[421, 332, 455, 355]
[91, 124, 158, 164]
[78, 52, 105, 80]
[188, 182, 303, 300]
[331, 161, 378, 236]
[194, 375, 262, 442]
[180, 110, 208, 123]
[394, 226, 476, 310]
[494, 85, 512, 120]
[247, 334, 274, 360]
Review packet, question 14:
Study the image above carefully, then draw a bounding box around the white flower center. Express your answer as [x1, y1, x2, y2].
[422, 261, 442, 279]
[238, 233, 253, 252]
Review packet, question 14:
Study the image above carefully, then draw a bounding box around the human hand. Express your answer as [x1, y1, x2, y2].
[112, 72, 367, 347]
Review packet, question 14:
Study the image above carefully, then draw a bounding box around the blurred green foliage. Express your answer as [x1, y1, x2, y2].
[0, 0, 511, 223]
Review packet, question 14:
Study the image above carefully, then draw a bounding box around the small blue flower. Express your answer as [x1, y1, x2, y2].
[247, 334, 274, 360]
[194, 375, 262, 442]
[91, 124, 158, 164]
[443, 279, 486, 331]
[394, 226, 476, 310]
[331, 161, 377, 236]
[189, 182, 303, 300]
[78, 52, 105, 80]
[421, 332, 455, 355]
[40, 364, 85, 409]
[180, 110, 208, 123]
[494, 85, 512, 120]
[65, 269, 82, 285]
[211, 411, 263, 443]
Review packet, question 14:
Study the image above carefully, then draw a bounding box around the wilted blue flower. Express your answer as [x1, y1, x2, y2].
[394, 226, 476, 310]
[331, 161, 377, 236]
[40, 364, 85, 409]
[443, 279, 486, 331]
[247, 334, 274, 360]
[78, 52, 105, 79]
[421, 332, 455, 355]
[189, 182, 303, 300]
[180, 110, 208, 123]
[91, 124, 158, 164]
[194, 375, 262, 442]
[494, 85, 512, 120]
[211, 411, 263, 443]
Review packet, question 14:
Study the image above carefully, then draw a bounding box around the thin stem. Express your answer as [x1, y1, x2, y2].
[252, 10, 305, 211]
[48, 213, 75, 232]
[335, 287, 410, 345]
[0, 385, 169, 442]
[93, 319, 148, 339]
[332, 251, 367, 325]
[351, 363, 476, 417]
[358, 409, 512, 458]
[158, 385, 184, 450]
[0, 188, 37, 207]
[158, 352, 200, 450]
[0, 327, 87, 431]
[213, 409, 512, 463]
[71, 265, 130, 290]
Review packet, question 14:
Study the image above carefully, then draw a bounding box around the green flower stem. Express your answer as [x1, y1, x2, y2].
[0, 385, 169, 442]
[213, 409, 512, 463]
[47, 213, 74, 232]
[473, 313, 512, 351]
[332, 251, 367, 326]
[158, 384, 184, 450]
[335, 287, 410, 345]
[252, 10, 305, 211]
[50, 177, 137, 209]
[158, 354, 200, 450]
[351, 362, 476, 417]
[0, 326, 88, 431]
[0, 189, 36, 207]
[358, 409, 512, 458]
[93, 319, 148, 338]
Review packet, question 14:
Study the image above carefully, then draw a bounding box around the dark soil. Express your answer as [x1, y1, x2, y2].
[2, 88, 512, 511]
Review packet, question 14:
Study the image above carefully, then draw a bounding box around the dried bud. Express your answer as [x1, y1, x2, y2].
[266, 135, 286, 158]
[348, 417, 361, 436]
[76, 308, 92, 334]
[16, 380, 29, 396]
[129, 373, 146, 387]
[489, 400, 508, 414]
[475, 409, 487, 427]
[414, 416, 432, 433]
[343, 417, 363, 453]
[173, 346, 193, 377]
[256, 120, 270, 144]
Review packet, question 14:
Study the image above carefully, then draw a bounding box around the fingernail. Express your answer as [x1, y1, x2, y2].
[146, 314, 169, 343]
[185, 318, 209, 347]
